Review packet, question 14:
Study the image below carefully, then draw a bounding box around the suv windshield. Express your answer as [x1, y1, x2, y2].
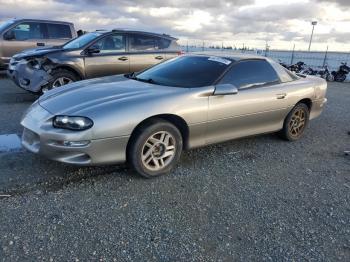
[133, 56, 232, 87]
[63, 32, 102, 50]
[0, 20, 15, 33]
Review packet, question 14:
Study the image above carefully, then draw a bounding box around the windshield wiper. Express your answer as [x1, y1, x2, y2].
[137, 78, 157, 84]
[125, 73, 158, 84]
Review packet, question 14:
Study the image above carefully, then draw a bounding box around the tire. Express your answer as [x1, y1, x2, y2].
[42, 69, 79, 93]
[279, 103, 310, 141]
[326, 73, 334, 82]
[335, 73, 346, 82]
[127, 119, 183, 178]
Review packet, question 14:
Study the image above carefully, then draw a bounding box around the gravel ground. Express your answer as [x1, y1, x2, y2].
[0, 72, 349, 261]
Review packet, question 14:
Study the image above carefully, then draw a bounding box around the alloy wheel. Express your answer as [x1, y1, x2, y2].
[289, 108, 306, 137]
[42, 77, 73, 93]
[141, 131, 176, 171]
[52, 77, 73, 88]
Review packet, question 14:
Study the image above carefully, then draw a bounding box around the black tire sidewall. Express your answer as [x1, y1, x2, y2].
[282, 103, 310, 141]
[128, 121, 183, 178]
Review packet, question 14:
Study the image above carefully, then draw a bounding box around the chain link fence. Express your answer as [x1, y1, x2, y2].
[180, 41, 350, 81]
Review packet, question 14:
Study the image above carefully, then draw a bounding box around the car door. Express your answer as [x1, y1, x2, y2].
[128, 33, 166, 73]
[44, 23, 73, 47]
[207, 59, 289, 144]
[2, 21, 47, 60]
[84, 33, 130, 78]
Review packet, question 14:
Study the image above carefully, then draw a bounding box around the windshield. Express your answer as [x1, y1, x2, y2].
[134, 56, 232, 87]
[63, 32, 102, 50]
[0, 20, 15, 33]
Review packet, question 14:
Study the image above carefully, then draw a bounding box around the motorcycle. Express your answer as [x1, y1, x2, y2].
[300, 65, 333, 81]
[300, 67, 317, 75]
[288, 61, 306, 73]
[332, 62, 350, 82]
[316, 65, 334, 82]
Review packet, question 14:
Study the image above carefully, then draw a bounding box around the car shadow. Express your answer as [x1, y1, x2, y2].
[0, 151, 135, 196]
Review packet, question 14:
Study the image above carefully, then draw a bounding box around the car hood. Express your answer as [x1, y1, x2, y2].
[13, 46, 63, 60]
[38, 75, 184, 115]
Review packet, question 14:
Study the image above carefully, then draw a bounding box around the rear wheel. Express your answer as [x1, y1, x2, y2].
[42, 69, 79, 93]
[280, 103, 310, 141]
[127, 119, 183, 178]
[335, 73, 346, 82]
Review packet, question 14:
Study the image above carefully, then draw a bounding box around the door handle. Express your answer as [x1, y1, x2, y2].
[155, 56, 164, 60]
[118, 56, 128, 61]
[37, 42, 45, 47]
[276, 93, 287, 99]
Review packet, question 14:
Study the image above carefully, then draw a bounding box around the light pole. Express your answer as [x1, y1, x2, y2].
[308, 21, 317, 51]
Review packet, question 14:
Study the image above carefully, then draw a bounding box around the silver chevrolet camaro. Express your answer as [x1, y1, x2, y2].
[21, 53, 327, 178]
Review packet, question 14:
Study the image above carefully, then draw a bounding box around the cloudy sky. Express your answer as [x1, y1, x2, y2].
[0, 0, 349, 51]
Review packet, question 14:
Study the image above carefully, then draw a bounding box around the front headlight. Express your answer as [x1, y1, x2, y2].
[53, 116, 93, 131]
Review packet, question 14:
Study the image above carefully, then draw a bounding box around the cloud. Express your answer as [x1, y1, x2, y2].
[318, 0, 350, 7]
[0, 0, 349, 50]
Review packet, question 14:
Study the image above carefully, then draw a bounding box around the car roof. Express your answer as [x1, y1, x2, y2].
[189, 51, 266, 62]
[12, 18, 74, 26]
[93, 29, 178, 40]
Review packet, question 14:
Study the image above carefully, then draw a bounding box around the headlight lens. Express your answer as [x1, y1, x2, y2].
[53, 116, 93, 131]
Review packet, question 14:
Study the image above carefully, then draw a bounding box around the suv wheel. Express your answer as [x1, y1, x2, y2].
[42, 69, 78, 93]
[128, 119, 183, 178]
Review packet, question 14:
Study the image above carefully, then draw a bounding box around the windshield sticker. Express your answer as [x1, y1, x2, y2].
[208, 56, 232, 65]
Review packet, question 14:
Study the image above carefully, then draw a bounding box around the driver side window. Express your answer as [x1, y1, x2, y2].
[5, 22, 45, 41]
[93, 34, 126, 53]
[220, 60, 280, 89]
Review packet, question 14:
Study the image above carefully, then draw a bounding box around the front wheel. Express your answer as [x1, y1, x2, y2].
[42, 69, 79, 93]
[127, 119, 183, 178]
[279, 103, 310, 141]
[326, 73, 334, 82]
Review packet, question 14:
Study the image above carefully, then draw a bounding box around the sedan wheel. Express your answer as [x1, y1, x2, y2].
[288, 108, 306, 138]
[141, 131, 176, 171]
[128, 119, 183, 178]
[280, 103, 310, 141]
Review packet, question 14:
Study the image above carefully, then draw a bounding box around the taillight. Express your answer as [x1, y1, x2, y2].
[177, 51, 185, 56]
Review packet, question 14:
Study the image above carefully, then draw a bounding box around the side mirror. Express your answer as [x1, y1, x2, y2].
[214, 84, 238, 95]
[86, 45, 100, 54]
[3, 30, 15, 40]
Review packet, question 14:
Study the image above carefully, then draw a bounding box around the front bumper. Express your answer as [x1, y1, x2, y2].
[21, 103, 129, 165]
[7, 59, 51, 93]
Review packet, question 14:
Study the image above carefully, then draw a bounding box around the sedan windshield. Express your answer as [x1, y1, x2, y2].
[63, 32, 102, 50]
[134, 56, 232, 88]
[0, 20, 15, 33]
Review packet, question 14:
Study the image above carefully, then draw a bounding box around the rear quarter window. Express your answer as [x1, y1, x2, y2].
[268, 59, 297, 82]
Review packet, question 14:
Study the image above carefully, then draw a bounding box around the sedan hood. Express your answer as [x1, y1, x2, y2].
[38, 75, 183, 115]
[13, 46, 62, 60]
